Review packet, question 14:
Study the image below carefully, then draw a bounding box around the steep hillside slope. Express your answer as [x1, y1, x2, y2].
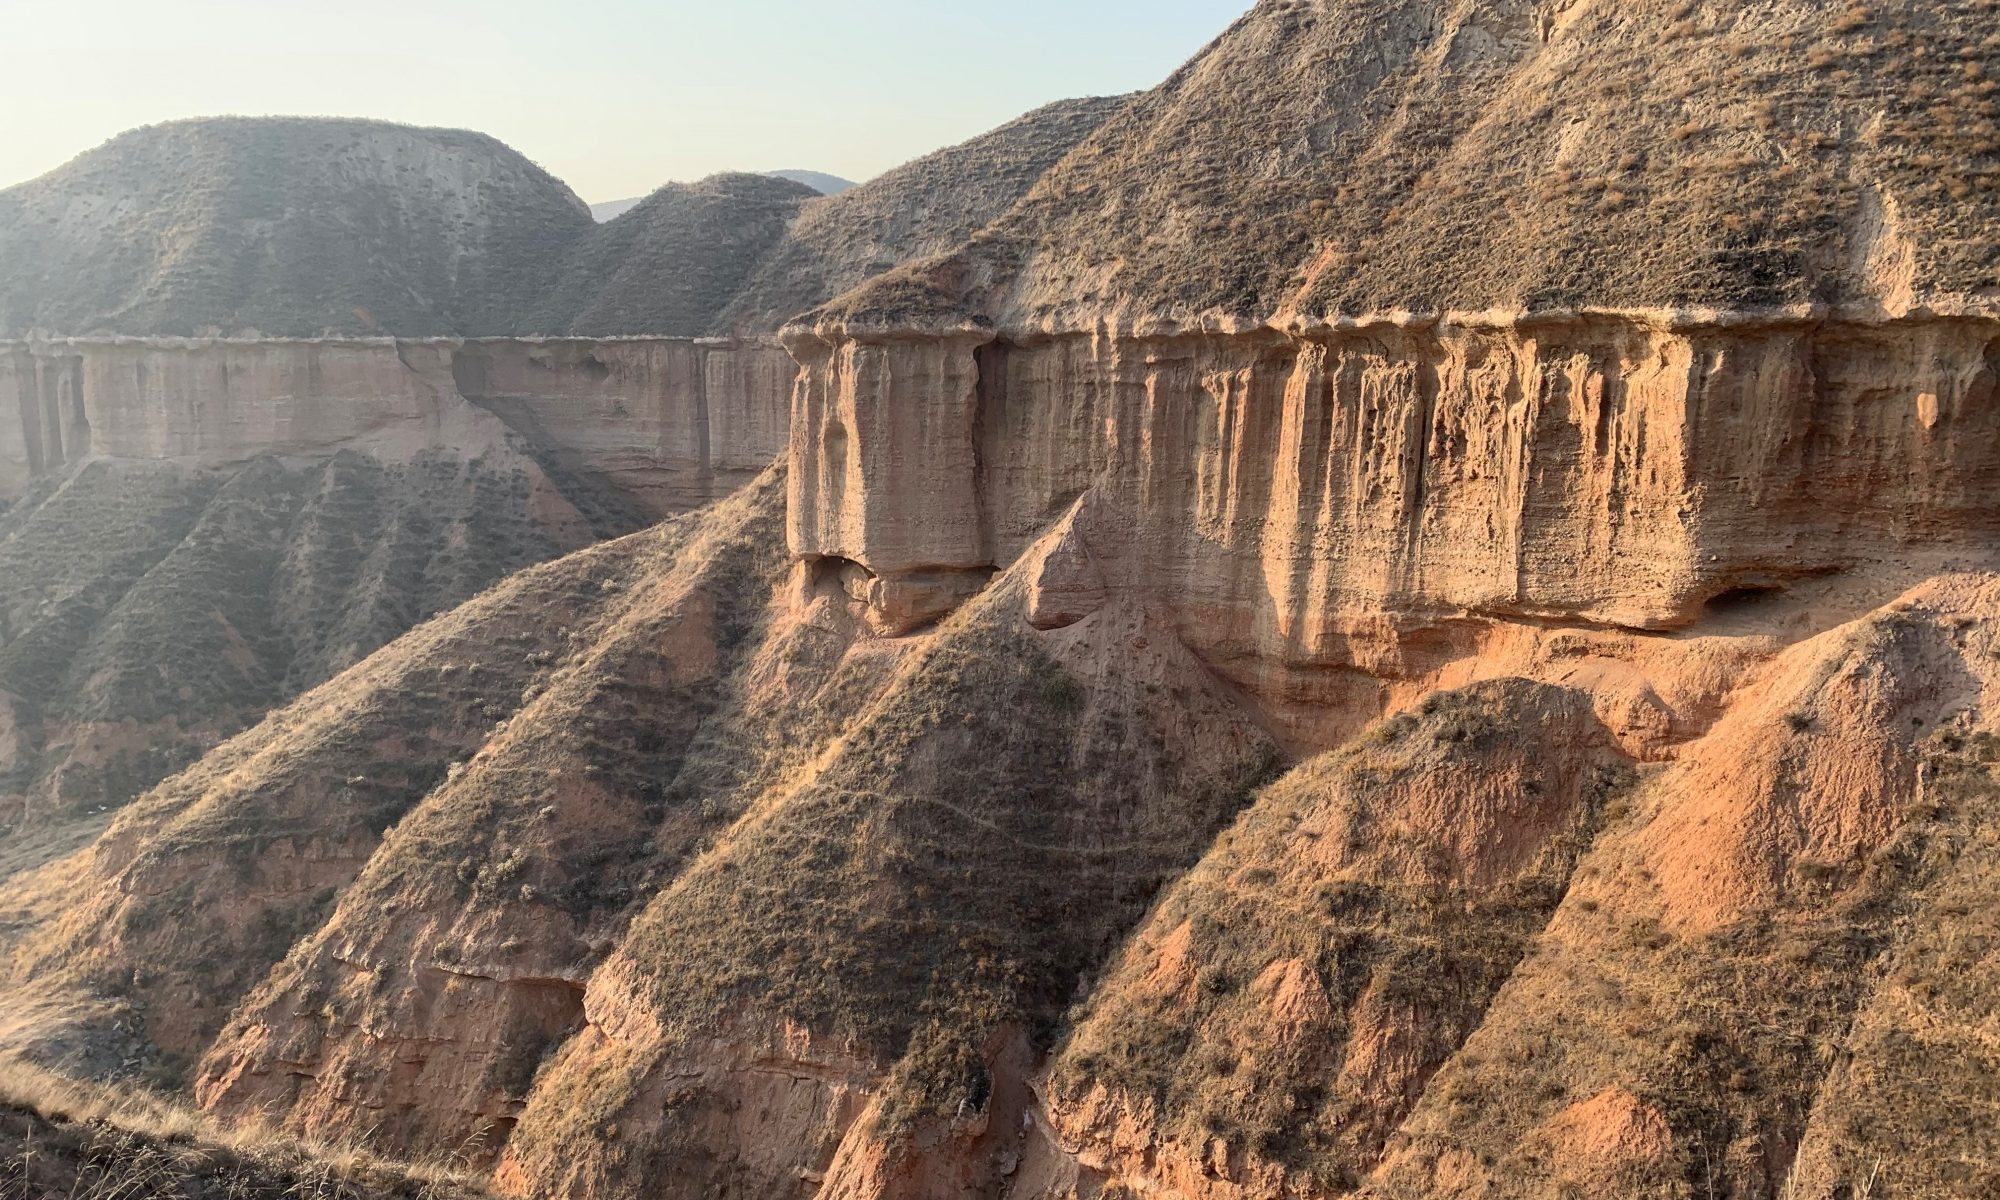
[1033, 681, 1635, 1196]
[1, 490, 708, 1069]
[1019, 581, 2000, 1200]
[10, 479, 2000, 1200]
[821, 0, 2000, 328]
[529, 173, 819, 336]
[719, 97, 1130, 333]
[0, 475, 1284, 1197]
[494, 548, 1278, 1199]
[0, 333, 793, 847]
[0, 450, 584, 833]
[0, 118, 592, 338]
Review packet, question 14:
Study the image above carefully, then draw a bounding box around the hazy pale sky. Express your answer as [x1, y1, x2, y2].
[3, 0, 1249, 201]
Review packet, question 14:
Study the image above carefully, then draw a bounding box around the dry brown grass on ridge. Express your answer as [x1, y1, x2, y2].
[1781, 731, 2000, 1197]
[1048, 680, 1636, 1192]
[0, 1055, 489, 1199]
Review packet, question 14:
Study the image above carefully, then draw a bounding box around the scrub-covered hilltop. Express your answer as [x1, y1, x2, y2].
[0, 117, 592, 338]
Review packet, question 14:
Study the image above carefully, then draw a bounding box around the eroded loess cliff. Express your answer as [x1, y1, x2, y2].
[786, 314, 2000, 746]
[450, 337, 796, 522]
[0, 337, 792, 519]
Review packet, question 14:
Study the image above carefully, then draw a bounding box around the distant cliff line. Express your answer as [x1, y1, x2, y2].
[0, 335, 797, 521]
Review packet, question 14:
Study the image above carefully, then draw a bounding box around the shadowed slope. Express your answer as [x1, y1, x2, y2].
[1035, 680, 1634, 1196]
[1, 487, 678, 1071]
[191, 467, 797, 1155]
[0, 450, 594, 849]
[497, 529, 1282, 1200]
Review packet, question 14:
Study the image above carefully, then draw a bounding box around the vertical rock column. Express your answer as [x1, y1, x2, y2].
[54, 355, 91, 466]
[34, 354, 65, 470]
[785, 327, 995, 632]
[0, 346, 39, 497]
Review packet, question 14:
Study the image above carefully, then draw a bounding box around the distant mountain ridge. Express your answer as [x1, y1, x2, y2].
[766, 169, 856, 196]
[719, 96, 1131, 333]
[535, 172, 819, 337]
[592, 171, 855, 222]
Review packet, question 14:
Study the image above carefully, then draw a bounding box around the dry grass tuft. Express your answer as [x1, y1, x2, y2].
[0, 1056, 489, 1199]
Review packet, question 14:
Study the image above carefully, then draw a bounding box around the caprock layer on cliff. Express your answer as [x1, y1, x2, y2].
[785, 312, 2000, 749]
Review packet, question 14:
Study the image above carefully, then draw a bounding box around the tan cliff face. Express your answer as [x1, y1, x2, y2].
[787, 314, 2000, 745]
[0, 336, 793, 521]
[451, 337, 797, 520]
